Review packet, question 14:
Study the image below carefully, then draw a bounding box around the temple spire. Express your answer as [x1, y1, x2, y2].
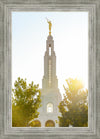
[46, 18, 52, 35]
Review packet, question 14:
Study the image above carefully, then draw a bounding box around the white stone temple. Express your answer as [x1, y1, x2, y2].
[36, 20, 62, 127]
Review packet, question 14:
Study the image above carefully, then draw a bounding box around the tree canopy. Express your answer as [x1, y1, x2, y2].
[58, 78, 88, 127]
[12, 77, 41, 127]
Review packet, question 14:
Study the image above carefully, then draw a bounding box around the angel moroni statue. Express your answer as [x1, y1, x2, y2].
[46, 18, 52, 35]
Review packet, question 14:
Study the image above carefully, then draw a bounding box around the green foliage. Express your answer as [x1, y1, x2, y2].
[58, 78, 88, 127]
[12, 77, 41, 127]
[29, 120, 41, 127]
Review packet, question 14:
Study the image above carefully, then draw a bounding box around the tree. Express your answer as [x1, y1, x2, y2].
[28, 120, 41, 127]
[12, 77, 41, 127]
[58, 78, 88, 127]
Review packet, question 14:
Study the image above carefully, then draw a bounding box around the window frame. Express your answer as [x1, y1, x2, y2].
[0, 0, 99, 139]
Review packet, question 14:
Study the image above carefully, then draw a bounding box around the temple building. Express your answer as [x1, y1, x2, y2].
[36, 20, 62, 127]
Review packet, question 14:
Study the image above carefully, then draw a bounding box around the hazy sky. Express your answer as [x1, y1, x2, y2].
[12, 12, 88, 97]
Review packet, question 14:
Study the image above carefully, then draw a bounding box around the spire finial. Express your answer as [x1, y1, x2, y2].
[46, 18, 52, 35]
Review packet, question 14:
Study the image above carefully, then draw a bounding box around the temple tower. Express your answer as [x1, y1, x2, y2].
[37, 20, 62, 127]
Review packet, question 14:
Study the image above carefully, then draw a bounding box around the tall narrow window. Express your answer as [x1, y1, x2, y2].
[49, 47, 51, 56]
[48, 59, 51, 87]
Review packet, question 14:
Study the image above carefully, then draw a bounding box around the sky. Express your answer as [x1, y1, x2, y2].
[12, 12, 88, 97]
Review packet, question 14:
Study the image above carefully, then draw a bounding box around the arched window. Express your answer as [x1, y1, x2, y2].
[45, 120, 55, 127]
[29, 120, 41, 127]
[47, 103, 53, 113]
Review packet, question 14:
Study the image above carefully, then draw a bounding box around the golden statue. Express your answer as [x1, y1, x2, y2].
[46, 18, 52, 35]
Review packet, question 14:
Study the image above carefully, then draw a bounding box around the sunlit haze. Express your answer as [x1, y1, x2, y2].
[12, 12, 88, 97]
